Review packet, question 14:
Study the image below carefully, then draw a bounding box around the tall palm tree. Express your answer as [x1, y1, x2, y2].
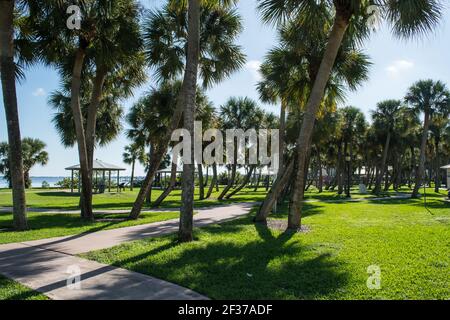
[126, 81, 212, 207]
[29, 0, 144, 220]
[0, 138, 48, 189]
[48, 82, 124, 148]
[130, 0, 245, 243]
[428, 110, 450, 192]
[218, 97, 265, 200]
[0, 0, 29, 230]
[254, 12, 370, 222]
[339, 106, 367, 197]
[123, 143, 146, 191]
[21, 138, 49, 188]
[371, 100, 403, 195]
[405, 80, 450, 198]
[258, 0, 445, 230]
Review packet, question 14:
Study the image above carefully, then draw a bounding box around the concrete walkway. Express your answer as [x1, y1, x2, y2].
[0, 203, 255, 300]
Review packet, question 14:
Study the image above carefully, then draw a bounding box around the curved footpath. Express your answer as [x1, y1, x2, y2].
[0, 203, 255, 300]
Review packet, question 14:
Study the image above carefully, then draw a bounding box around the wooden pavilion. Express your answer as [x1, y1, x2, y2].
[65, 159, 126, 193]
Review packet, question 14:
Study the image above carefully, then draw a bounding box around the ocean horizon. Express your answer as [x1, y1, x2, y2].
[0, 176, 137, 188]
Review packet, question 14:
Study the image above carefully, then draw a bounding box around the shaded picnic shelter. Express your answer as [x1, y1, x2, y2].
[65, 159, 126, 193]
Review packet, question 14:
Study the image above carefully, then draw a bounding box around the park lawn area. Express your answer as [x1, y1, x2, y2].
[82, 191, 450, 300]
[0, 210, 180, 244]
[0, 186, 412, 210]
[0, 187, 269, 210]
[0, 275, 48, 300]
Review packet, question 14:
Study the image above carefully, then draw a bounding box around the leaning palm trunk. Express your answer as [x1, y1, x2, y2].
[0, 0, 27, 230]
[374, 132, 391, 195]
[279, 100, 287, 170]
[130, 158, 135, 191]
[254, 158, 294, 223]
[288, 10, 350, 230]
[197, 164, 205, 200]
[152, 161, 177, 207]
[412, 112, 430, 198]
[179, 0, 200, 242]
[70, 48, 94, 221]
[81, 67, 107, 212]
[254, 168, 262, 191]
[129, 143, 168, 219]
[205, 163, 217, 199]
[225, 165, 256, 199]
[86, 66, 107, 169]
[218, 161, 236, 200]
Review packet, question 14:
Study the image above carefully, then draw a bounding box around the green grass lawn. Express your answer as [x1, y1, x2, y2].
[0, 275, 48, 300]
[0, 187, 269, 210]
[82, 190, 450, 300]
[0, 185, 415, 211]
[0, 210, 180, 244]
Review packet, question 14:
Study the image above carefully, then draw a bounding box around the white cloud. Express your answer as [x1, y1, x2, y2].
[385, 59, 414, 77]
[32, 88, 46, 97]
[245, 60, 262, 81]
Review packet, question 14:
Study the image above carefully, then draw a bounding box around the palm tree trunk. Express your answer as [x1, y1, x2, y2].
[337, 141, 344, 194]
[129, 7, 193, 220]
[279, 100, 287, 171]
[412, 112, 430, 198]
[130, 158, 135, 191]
[153, 161, 177, 207]
[434, 138, 440, 193]
[0, 0, 28, 230]
[86, 66, 107, 170]
[197, 164, 205, 200]
[409, 146, 416, 189]
[179, 0, 200, 243]
[206, 163, 217, 199]
[218, 161, 236, 200]
[129, 144, 167, 219]
[254, 168, 262, 191]
[288, 9, 350, 230]
[317, 146, 323, 193]
[70, 47, 93, 221]
[254, 158, 294, 223]
[374, 132, 390, 195]
[225, 165, 255, 199]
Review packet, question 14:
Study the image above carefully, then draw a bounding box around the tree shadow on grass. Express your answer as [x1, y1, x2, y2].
[34, 191, 80, 198]
[105, 218, 349, 300]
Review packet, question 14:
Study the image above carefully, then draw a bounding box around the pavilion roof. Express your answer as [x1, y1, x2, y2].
[65, 159, 126, 171]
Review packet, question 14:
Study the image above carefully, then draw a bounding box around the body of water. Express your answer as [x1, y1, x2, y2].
[0, 176, 67, 188]
[0, 176, 137, 188]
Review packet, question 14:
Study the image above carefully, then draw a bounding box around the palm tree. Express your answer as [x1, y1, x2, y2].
[123, 143, 146, 191]
[29, 0, 145, 220]
[0, 0, 29, 230]
[258, 0, 444, 230]
[312, 111, 341, 193]
[21, 138, 49, 188]
[218, 97, 265, 200]
[339, 106, 367, 197]
[130, 0, 245, 243]
[371, 100, 403, 195]
[429, 114, 449, 192]
[254, 12, 370, 223]
[405, 80, 450, 198]
[48, 83, 124, 148]
[0, 138, 48, 189]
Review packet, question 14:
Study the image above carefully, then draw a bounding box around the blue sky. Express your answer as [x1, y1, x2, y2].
[1, 0, 449, 177]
